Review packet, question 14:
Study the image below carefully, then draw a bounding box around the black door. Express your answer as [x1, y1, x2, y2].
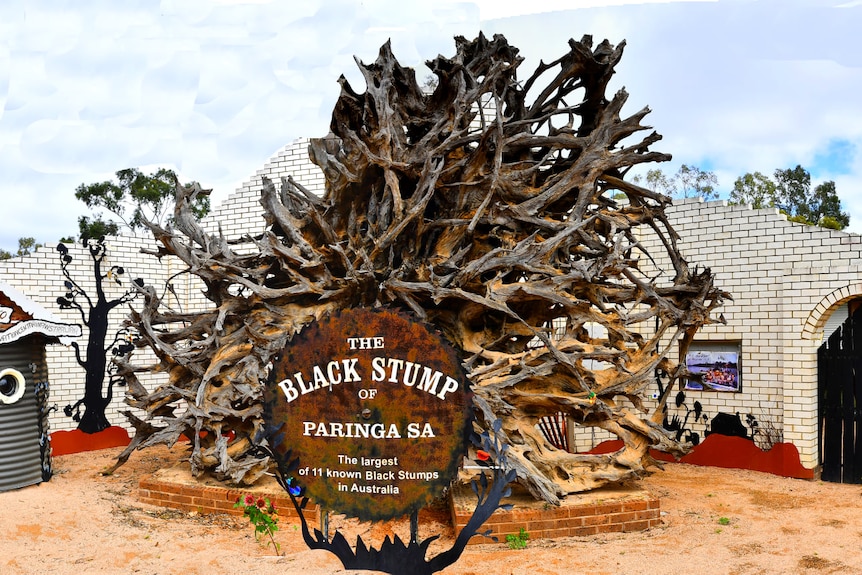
[819, 309, 862, 483]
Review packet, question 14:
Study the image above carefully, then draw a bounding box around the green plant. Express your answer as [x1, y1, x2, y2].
[506, 527, 529, 550]
[235, 494, 281, 556]
[718, 516, 730, 526]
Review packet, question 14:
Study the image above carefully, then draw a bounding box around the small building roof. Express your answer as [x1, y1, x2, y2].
[0, 279, 81, 345]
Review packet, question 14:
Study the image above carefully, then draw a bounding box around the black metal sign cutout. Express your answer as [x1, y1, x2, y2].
[263, 308, 517, 574]
[264, 418, 515, 574]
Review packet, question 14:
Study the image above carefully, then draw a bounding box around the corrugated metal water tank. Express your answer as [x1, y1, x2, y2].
[0, 339, 49, 492]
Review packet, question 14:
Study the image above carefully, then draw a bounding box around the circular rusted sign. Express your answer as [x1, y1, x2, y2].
[264, 308, 472, 521]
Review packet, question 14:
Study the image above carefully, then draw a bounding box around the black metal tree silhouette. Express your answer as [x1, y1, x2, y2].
[56, 238, 141, 433]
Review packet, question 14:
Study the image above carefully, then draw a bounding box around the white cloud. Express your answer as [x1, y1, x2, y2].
[20, 119, 131, 174]
[470, 0, 717, 21]
[1, 0, 861, 248]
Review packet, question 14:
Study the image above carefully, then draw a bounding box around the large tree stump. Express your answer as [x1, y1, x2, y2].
[112, 34, 727, 504]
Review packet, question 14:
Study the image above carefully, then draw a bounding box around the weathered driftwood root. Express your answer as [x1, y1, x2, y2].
[116, 33, 727, 501]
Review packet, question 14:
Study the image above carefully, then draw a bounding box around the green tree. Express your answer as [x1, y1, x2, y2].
[728, 171, 776, 209]
[75, 167, 210, 240]
[0, 237, 40, 260]
[632, 165, 718, 200]
[676, 164, 719, 200]
[774, 165, 812, 221]
[811, 181, 850, 229]
[639, 168, 674, 196]
[729, 165, 849, 230]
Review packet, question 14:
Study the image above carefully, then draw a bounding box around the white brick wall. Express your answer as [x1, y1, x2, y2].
[203, 138, 325, 241]
[0, 139, 326, 436]
[5, 138, 860, 474]
[0, 235, 181, 433]
[628, 198, 862, 469]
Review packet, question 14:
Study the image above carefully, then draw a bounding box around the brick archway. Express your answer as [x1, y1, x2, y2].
[801, 283, 862, 340]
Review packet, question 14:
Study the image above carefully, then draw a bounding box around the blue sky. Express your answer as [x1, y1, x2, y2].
[1, 0, 861, 252]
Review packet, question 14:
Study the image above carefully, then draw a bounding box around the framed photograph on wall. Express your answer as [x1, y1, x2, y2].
[684, 342, 741, 392]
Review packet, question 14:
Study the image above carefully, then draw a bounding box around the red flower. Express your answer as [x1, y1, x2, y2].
[244, 494, 255, 506]
[476, 450, 491, 461]
[256, 498, 266, 509]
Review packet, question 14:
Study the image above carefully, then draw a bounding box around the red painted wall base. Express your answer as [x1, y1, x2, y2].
[49, 428, 815, 482]
[589, 434, 815, 479]
[51, 426, 131, 456]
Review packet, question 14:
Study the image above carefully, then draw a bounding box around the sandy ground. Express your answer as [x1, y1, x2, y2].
[3, 445, 862, 575]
